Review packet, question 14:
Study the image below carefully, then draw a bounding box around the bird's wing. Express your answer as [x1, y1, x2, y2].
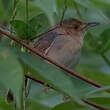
[33, 31, 58, 54]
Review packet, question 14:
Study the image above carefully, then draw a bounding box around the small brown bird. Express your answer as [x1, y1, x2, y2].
[33, 18, 99, 69]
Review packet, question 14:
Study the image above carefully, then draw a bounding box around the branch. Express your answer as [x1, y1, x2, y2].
[0, 28, 103, 87]
[25, 74, 51, 88]
[25, 74, 109, 110]
[0, 28, 103, 88]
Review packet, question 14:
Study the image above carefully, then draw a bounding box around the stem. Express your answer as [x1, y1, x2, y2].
[101, 53, 110, 67]
[25, 74, 51, 88]
[0, 28, 102, 88]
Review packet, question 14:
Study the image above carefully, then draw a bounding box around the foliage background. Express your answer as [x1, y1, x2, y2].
[0, 0, 110, 110]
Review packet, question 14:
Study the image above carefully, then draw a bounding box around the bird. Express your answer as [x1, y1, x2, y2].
[33, 18, 99, 69]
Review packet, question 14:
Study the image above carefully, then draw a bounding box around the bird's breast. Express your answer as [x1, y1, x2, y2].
[46, 35, 82, 68]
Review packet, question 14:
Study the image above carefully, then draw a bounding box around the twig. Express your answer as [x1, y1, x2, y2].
[25, 74, 109, 110]
[0, 28, 103, 88]
[60, 0, 67, 25]
[101, 53, 110, 67]
[25, 74, 51, 88]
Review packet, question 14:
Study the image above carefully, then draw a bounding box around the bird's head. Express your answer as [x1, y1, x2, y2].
[60, 18, 99, 39]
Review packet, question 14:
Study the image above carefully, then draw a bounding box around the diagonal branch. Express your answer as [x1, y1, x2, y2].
[25, 74, 109, 110]
[1, 28, 110, 109]
[25, 74, 51, 88]
[0, 28, 103, 88]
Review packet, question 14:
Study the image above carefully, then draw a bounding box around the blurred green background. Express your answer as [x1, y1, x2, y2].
[0, 0, 110, 110]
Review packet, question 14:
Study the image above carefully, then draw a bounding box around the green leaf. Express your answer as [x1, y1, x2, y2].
[75, 0, 110, 23]
[100, 28, 110, 52]
[1, 0, 11, 9]
[56, 0, 74, 9]
[19, 53, 81, 102]
[16, 0, 42, 21]
[26, 99, 51, 110]
[0, 98, 51, 110]
[84, 30, 110, 53]
[96, 0, 110, 4]
[18, 51, 98, 105]
[29, 81, 63, 107]
[76, 67, 110, 86]
[10, 20, 28, 40]
[28, 13, 50, 38]
[84, 33, 98, 53]
[86, 86, 110, 97]
[34, 0, 56, 25]
[52, 101, 85, 110]
[88, 97, 110, 109]
[0, 82, 8, 99]
[0, 1, 4, 17]
[0, 98, 16, 110]
[56, 0, 77, 20]
[52, 101, 99, 110]
[0, 44, 23, 108]
[11, 14, 50, 40]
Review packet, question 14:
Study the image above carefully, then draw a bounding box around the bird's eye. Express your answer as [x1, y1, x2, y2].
[74, 26, 79, 30]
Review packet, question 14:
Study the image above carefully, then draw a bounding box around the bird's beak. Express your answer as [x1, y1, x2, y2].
[86, 22, 100, 27]
[82, 22, 100, 30]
